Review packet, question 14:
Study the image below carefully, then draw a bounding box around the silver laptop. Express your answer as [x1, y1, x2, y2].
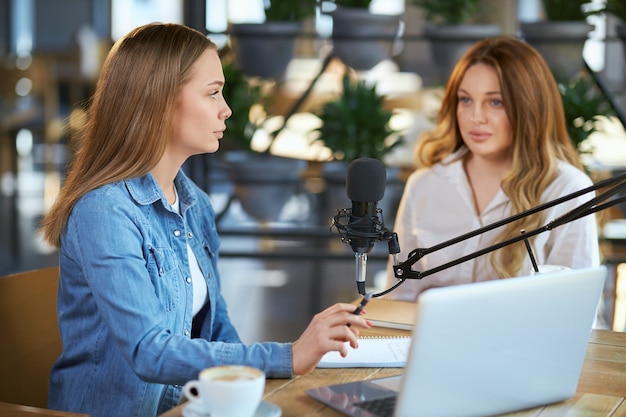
[307, 266, 606, 417]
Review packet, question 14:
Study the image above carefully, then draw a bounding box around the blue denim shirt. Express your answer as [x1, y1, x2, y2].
[49, 171, 293, 417]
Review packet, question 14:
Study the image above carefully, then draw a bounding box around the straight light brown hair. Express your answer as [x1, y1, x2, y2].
[40, 23, 217, 247]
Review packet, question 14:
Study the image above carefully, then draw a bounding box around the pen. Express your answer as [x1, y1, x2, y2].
[347, 292, 372, 327]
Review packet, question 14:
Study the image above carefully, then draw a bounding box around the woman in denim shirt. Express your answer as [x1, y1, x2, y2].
[39, 23, 371, 417]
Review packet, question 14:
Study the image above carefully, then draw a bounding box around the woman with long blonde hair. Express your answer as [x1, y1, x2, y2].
[40, 23, 371, 417]
[386, 37, 599, 300]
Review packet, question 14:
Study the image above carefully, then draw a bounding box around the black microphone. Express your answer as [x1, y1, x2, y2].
[343, 158, 387, 294]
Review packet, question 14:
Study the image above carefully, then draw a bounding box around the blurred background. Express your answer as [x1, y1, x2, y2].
[1, 0, 626, 342]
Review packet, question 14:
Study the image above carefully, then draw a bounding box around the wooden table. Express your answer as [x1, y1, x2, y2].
[0, 402, 89, 417]
[160, 329, 626, 417]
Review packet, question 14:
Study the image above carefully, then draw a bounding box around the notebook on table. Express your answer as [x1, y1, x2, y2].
[352, 298, 417, 331]
[317, 336, 411, 368]
[306, 266, 606, 417]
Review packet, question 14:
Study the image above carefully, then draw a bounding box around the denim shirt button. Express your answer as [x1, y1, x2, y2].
[207, 272, 211, 279]
[184, 329, 189, 336]
[174, 230, 181, 237]
[186, 276, 192, 284]
[187, 232, 193, 238]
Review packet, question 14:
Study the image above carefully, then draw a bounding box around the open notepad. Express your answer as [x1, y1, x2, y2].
[317, 336, 411, 368]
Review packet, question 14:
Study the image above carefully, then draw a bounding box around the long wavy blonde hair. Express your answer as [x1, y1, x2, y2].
[416, 37, 582, 277]
[40, 23, 217, 247]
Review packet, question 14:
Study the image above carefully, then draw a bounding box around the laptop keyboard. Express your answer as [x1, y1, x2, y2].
[353, 396, 397, 417]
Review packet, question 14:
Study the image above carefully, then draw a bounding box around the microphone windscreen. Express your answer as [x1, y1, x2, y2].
[346, 158, 386, 202]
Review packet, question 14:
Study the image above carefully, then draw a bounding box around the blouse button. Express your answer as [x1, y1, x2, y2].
[187, 232, 193, 238]
[174, 230, 181, 237]
[207, 272, 211, 280]
[184, 329, 189, 336]
[186, 276, 192, 284]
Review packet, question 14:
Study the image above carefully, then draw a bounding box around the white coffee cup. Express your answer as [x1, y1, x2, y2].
[530, 265, 571, 276]
[183, 365, 265, 417]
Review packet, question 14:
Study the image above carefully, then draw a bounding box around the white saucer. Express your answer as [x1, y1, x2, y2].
[182, 400, 282, 417]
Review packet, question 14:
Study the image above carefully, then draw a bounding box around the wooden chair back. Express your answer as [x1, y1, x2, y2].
[0, 267, 61, 408]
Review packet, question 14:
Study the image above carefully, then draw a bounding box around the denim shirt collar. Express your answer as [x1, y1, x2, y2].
[124, 170, 198, 214]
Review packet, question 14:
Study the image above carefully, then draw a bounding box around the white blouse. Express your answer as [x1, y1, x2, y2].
[385, 149, 600, 301]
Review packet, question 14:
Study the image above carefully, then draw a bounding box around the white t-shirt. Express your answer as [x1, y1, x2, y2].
[385, 148, 600, 301]
[171, 187, 208, 316]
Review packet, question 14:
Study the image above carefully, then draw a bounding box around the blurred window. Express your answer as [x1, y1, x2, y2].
[111, 0, 183, 41]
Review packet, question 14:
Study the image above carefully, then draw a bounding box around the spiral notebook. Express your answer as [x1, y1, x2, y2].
[318, 336, 411, 368]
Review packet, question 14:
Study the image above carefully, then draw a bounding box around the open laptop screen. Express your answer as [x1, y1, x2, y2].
[307, 266, 606, 417]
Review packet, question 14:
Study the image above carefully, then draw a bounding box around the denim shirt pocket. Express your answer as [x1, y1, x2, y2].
[146, 245, 180, 312]
[200, 241, 219, 295]
[202, 241, 216, 260]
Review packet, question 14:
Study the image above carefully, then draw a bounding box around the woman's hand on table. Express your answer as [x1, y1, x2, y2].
[291, 303, 372, 375]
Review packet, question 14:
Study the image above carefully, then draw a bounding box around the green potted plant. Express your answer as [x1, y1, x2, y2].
[558, 74, 615, 162]
[326, 0, 403, 70]
[311, 72, 405, 217]
[412, 0, 482, 25]
[263, 0, 317, 21]
[221, 59, 263, 152]
[230, 0, 317, 79]
[519, 0, 593, 81]
[411, 0, 500, 84]
[542, 0, 587, 20]
[333, 0, 370, 7]
[220, 56, 306, 223]
[311, 74, 403, 162]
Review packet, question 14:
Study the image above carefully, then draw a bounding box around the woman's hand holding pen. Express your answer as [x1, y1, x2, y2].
[291, 302, 372, 375]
